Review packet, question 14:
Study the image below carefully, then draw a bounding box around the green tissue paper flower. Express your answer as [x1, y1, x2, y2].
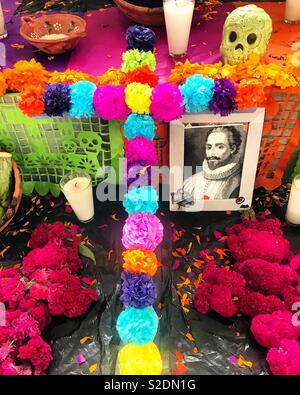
[121, 49, 156, 73]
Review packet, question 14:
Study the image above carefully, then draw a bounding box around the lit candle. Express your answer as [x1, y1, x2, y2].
[163, 0, 195, 58]
[60, 171, 94, 223]
[286, 174, 300, 225]
[284, 0, 300, 24]
[0, 1, 7, 39]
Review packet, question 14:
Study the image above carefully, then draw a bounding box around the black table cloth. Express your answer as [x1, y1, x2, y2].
[1, 185, 299, 375]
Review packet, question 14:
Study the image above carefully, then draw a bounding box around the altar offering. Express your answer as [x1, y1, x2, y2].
[20, 14, 86, 54]
[60, 171, 94, 223]
[284, 0, 300, 23]
[0, 152, 12, 212]
[163, 0, 194, 58]
[220, 4, 272, 65]
[0, 1, 7, 39]
[286, 174, 300, 225]
[39, 33, 68, 40]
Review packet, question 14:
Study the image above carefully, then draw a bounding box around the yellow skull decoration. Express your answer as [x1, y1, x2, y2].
[220, 4, 272, 65]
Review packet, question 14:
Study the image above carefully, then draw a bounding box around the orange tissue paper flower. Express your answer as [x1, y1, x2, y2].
[122, 249, 159, 277]
[236, 82, 266, 110]
[3, 59, 49, 93]
[124, 65, 159, 88]
[18, 85, 45, 117]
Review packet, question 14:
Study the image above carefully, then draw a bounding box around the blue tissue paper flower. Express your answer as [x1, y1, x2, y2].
[123, 185, 158, 215]
[124, 113, 156, 140]
[116, 306, 159, 345]
[69, 81, 96, 118]
[180, 74, 215, 113]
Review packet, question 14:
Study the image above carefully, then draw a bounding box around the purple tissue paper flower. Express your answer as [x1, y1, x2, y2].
[120, 271, 157, 308]
[209, 78, 237, 116]
[43, 83, 71, 116]
[126, 25, 155, 52]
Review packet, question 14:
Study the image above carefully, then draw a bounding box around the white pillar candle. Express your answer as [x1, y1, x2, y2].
[286, 175, 300, 225]
[285, 0, 300, 23]
[60, 171, 94, 223]
[0, 1, 7, 39]
[163, 0, 195, 57]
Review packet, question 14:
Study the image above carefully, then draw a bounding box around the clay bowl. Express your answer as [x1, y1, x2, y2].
[0, 161, 22, 234]
[113, 0, 165, 26]
[20, 13, 86, 55]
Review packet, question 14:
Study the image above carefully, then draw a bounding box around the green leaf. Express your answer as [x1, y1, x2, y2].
[78, 243, 96, 264]
[20, 278, 36, 290]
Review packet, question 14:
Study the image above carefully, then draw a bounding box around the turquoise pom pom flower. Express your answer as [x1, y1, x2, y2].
[116, 306, 159, 345]
[123, 186, 158, 215]
[69, 81, 96, 118]
[180, 74, 215, 113]
[124, 113, 156, 140]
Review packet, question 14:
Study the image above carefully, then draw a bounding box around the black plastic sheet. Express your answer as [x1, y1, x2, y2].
[14, 0, 115, 15]
[0, 186, 299, 375]
[14, 0, 282, 15]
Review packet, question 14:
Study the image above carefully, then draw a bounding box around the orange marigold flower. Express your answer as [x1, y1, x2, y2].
[166, 52, 300, 89]
[0, 72, 7, 96]
[3, 59, 49, 93]
[122, 249, 158, 277]
[48, 69, 97, 84]
[197, 62, 223, 79]
[167, 59, 203, 85]
[18, 85, 45, 117]
[97, 67, 126, 86]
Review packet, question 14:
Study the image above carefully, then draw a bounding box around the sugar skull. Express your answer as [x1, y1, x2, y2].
[220, 4, 272, 65]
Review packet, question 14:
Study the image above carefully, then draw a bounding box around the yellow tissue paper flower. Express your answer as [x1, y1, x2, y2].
[118, 342, 163, 375]
[124, 82, 152, 114]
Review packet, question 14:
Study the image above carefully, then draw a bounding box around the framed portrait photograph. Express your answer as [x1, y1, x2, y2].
[169, 108, 265, 212]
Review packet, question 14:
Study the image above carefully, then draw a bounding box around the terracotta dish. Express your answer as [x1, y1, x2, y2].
[0, 161, 22, 233]
[20, 13, 86, 55]
[113, 0, 165, 26]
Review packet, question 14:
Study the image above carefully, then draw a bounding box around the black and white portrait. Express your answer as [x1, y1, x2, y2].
[183, 124, 246, 201]
[169, 110, 265, 211]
